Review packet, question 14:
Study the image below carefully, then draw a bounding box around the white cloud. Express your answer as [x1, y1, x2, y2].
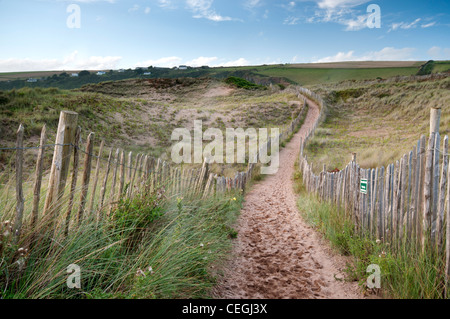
[305, 4, 370, 31]
[284, 16, 300, 25]
[427, 46, 450, 60]
[421, 22, 436, 28]
[314, 47, 416, 63]
[61, 0, 116, 3]
[314, 50, 356, 63]
[316, 0, 370, 9]
[135, 56, 183, 68]
[157, 0, 176, 9]
[389, 18, 421, 32]
[245, 0, 262, 9]
[185, 56, 218, 67]
[145, 7, 151, 14]
[341, 14, 368, 31]
[0, 51, 122, 72]
[128, 4, 139, 13]
[216, 58, 249, 67]
[281, 1, 297, 11]
[186, 0, 234, 21]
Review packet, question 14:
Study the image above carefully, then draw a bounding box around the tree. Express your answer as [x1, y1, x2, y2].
[79, 70, 91, 77]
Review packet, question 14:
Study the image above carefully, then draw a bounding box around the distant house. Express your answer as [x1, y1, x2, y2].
[143, 72, 152, 75]
[71, 73, 79, 77]
[118, 69, 125, 73]
[178, 65, 188, 70]
[27, 78, 37, 83]
[96, 71, 106, 76]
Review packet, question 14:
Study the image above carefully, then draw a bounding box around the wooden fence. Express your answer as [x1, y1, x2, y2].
[298, 89, 450, 292]
[1, 89, 309, 245]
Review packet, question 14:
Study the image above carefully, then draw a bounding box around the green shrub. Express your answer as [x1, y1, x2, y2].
[224, 76, 266, 90]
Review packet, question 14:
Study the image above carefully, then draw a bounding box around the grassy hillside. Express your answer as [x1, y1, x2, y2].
[303, 74, 450, 172]
[4, 60, 449, 90]
[0, 77, 302, 176]
[256, 66, 420, 85]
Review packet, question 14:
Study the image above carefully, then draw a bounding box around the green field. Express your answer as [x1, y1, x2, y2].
[256, 66, 420, 85]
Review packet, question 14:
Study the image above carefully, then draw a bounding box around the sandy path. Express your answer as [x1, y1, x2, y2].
[213, 98, 362, 299]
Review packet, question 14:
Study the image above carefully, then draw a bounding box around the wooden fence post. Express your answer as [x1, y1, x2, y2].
[430, 107, 441, 134]
[98, 148, 113, 219]
[13, 124, 24, 243]
[377, 166, 385, 240]
[65, 127, 81, 235]
[437, 136, 448, 251]
[108, 148, 120, 217]
[43, 111, 78, 224]
[446, 152, 450, 296]
[118, 150, 125, 198]
[431, 133, 441, 246]
[417, 135, 426, 248]
[129, 154, 141, 198]
[127, 152, 133, 184]
[78, 133, 94, 225]
[422, 133, 436, 252]
[30, 125, 47, 237]
[88, 140, 104, 216]
[399, 154, 407, 245]
[197, 159, 210, 194]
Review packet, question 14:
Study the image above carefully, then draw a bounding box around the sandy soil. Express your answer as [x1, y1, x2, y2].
[203, 86, 235, 98]
[213, 98, 363, 299]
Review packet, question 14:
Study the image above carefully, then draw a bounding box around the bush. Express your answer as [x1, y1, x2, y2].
[417, 60, 435, 76]
[224, 76, 266, 90]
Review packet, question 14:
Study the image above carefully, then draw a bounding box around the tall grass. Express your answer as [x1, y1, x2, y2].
[294, 169, 448, 299]
[304, 76, 450, 173]
[0, 174, 242, 299]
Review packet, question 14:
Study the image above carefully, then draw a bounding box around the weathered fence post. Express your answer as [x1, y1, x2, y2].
[88, 140, 105, 215]
[430, 106, 441, 135]
[422, 133, 436, 252]
[30, 125, 47, 237]
[43, 111, 78, 226]
[118, 150, 125, 198]
[65, 127, 81, 235]
[78, 133, 94, 225]
[417, 135, 426, 248]
[437, 136, 448, 251]
[13, 124, 24, 243]
[446, 154, 450, 296]
[108, 148, 120, 217]
[98, 148, 113, 220]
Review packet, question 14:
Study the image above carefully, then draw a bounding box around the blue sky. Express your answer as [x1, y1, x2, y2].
[0, 0, 449, 71]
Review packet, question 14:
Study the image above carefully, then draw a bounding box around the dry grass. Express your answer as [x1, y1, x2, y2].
[304, 75, 450, 173]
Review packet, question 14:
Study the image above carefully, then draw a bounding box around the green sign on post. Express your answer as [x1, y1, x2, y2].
[360, 179, 368, 194]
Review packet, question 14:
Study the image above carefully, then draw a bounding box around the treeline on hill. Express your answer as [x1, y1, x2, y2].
[417, 61, 436, 75]
[0, 66, 292, 91]
[417, 60, 450, 75]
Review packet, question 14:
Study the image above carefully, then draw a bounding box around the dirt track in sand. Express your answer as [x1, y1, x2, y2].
[213, 98, 362, 299]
